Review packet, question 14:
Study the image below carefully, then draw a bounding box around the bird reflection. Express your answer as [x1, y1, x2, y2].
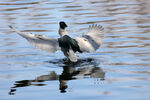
[9, 58, 105, 95]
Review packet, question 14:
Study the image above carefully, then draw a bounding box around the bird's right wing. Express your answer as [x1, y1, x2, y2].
[9, 26, 60, 53]
[75, 24, 104, 53]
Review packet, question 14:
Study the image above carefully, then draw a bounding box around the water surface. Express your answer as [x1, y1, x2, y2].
[0, 0, 150, 100]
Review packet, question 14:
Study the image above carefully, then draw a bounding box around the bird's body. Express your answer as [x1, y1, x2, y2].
[9, 21, 104, 62]
[58, 35, 82, 62]
[58, 35, 82, 53]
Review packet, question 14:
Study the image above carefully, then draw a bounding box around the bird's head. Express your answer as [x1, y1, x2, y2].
[59, 21, 68, 29]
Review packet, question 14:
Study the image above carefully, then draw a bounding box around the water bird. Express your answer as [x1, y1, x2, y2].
[9, 21, 104, 62]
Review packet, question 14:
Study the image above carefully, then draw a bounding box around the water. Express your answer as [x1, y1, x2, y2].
[0, 0, 150, 100]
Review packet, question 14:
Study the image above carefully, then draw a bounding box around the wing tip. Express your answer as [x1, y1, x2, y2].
[9, 25, 20, 32]
[88, 24, 104, 32]
[9, 25, 14, 29]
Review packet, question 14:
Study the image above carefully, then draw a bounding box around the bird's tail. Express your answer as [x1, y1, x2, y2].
[67, 49, 78, 62]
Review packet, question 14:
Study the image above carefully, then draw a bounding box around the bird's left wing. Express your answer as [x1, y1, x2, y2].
[9, 26, 60, 53]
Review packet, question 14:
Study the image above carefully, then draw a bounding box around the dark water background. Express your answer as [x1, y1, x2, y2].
[0, 0, 150, 100]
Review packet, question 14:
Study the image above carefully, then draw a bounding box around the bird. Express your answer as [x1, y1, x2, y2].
[9, 21, 104, 62]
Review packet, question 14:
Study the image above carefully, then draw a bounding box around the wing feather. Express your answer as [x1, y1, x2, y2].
[9, 26, 60, 53]
[75, 24, 104, 53]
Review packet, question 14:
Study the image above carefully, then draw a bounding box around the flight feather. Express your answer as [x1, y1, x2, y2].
[9, 26, 60, 53]
[75, 24, 104, 52]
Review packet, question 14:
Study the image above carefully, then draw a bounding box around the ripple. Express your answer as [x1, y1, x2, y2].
[0, 0, 150, 99]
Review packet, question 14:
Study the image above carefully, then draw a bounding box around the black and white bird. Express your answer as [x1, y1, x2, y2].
[9, 21, 104, 62]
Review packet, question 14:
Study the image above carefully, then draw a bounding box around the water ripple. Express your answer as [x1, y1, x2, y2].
[0, 0, 150, 99]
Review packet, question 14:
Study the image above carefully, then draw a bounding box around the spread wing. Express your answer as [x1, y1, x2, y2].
[75, 24, 104, 53]
[9, 26, 60, 53]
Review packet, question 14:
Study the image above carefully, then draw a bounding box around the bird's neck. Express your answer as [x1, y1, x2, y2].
[59, 28, 68, 37]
